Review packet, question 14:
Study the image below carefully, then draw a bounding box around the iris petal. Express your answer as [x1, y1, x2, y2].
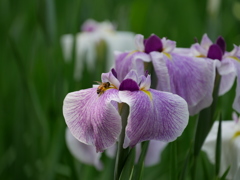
[119, 89, 189, 148]
[63, 88, 121, 152]
[151, 52, 216, 115]
[65, 128, 103, 170]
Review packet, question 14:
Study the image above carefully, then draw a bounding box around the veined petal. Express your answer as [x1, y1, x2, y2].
[151, 52, 216, 114]
[115, 51, 150, 82]
[119, 89, 189, 148]
[150, 52, 171, 92]
[63, 88, 121, 152]
[233, 60, 240, 113]
[188, 60, 219, 115]
[65, 128, 103, 170]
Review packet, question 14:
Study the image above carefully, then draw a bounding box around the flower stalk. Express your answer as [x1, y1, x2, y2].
[114, 103, 130, 180]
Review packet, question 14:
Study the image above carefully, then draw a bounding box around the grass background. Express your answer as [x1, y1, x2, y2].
[1, 0, 240, 179]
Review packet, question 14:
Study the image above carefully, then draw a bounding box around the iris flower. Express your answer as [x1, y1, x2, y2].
[202, 112, 240, 180]
[115, 34, 216, 115]
[61, 19, 135, 80]
[63, 69, 189, 152]
[66, 128, 167, 169]
[188, 34, 240, 113]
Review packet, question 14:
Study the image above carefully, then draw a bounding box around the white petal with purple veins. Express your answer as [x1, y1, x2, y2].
[233, 60, 240, 113]
[63, 88, 121, 152]
[115, 51, 150, 82]
[151, 52, 217, 115]
[119, 89, 189, 148]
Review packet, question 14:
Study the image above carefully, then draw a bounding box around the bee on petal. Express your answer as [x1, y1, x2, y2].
[95, 81, 111, 96]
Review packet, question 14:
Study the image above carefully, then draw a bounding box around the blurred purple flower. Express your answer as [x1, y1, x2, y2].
[63, 69, 189, 152]
[115, 34, 216, 115]
[187, 34, 240, 113]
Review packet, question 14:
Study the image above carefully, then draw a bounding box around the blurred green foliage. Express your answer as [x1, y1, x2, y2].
[0, 0, 239, 179]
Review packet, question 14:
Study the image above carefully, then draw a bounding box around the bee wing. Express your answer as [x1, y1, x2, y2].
[94, 81, 102, 85]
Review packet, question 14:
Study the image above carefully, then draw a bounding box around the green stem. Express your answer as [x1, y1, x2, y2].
[114, 103, 130, 180]
[133, 141, 150, 180]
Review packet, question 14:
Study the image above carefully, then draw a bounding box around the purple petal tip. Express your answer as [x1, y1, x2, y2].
[111, 68, 118, 79]
[144, 35, 163, 54]
[216, 36, 226, 54]
[207, 44, 223, 60]
[119, 79, 139, 91]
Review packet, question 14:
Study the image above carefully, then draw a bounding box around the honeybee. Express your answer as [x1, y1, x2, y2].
[95, 81, 111, 96]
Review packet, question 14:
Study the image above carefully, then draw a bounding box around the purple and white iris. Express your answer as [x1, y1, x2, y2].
[63, 69, 189, 152]
[187, 34, 240, 113]
[115, 34, 217, 115]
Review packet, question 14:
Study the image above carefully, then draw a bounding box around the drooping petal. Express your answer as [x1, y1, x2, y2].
[115, 51, 150, 82]
[202, 120, 240, 179]
[188, 60, 219, 115]
[151, 52, 217, 115]
[63, 88, 121, 152]
[60, 34, 74, 62]
[65, 128, 103, 170]
[233, 59, 240, 113]
[119, 89, 189, 148]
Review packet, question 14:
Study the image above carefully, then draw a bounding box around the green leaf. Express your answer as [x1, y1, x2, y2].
[133, 141, 150, 180]
[215, 114, 222, 177]
[119, 148, 136, 180]
[170, 141, 178, 180]
[194, 71, 221, 157]
[219, 166, 230, 180]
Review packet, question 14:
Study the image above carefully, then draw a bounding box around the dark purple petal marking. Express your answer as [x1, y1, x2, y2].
[144, 70, 149, 77]
[119, 79, 139, 91]
[216, 36, 226, 54]
[111, 68, 118, 79]
[144, 35, 163, 54]
[207, 44, 223, 60]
